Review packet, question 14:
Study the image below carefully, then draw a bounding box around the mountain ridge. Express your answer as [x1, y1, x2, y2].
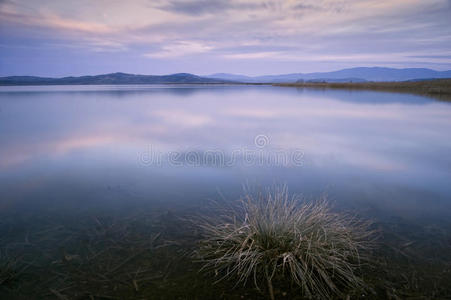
[207, 67, 451, 83]
[0, 72, 232, 85]
[1, 67, 451, 85]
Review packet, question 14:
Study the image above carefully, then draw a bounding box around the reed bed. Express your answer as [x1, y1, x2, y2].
[275, 78, 451, 102]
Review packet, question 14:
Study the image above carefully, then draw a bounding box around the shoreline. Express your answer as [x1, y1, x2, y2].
[1, 79, 450, 101]
[274, 79, 451, 101]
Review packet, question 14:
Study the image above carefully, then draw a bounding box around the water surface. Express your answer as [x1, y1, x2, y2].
[1, 85, 451, 298]
[1, 85, 450, 218]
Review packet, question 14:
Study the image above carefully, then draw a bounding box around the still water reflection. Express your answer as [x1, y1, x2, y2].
[1, 85, 451, 220]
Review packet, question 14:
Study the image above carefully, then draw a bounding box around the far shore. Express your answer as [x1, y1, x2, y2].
[1, 78, 450, 101]
[273, 79, 451, 101]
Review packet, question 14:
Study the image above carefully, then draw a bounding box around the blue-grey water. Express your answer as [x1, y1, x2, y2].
[1, 85, 450, 218]
[1, 85, 451, 298]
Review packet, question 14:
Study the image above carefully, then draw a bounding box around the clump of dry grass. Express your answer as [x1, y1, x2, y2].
[198, 186, 374, 299]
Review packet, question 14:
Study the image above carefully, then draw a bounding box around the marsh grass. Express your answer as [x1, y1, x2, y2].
[198, 186, 375, 299]
[276, 78, 451, 102]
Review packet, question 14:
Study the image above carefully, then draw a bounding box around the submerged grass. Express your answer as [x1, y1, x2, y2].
[0, 254, 18, 287]
[1, 201, 450, 298]
[198, 186, 375, 299]
[0, 251, 29, 288]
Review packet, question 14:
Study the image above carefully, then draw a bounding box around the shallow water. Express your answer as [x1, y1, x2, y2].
[1, 85, 451, 298]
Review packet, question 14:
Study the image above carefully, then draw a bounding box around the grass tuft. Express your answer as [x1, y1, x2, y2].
[198, 186, 374, 299]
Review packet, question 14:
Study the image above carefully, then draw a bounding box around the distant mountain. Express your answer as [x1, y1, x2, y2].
[0, 72, 231, 85]
[207, 67, 451, 83]
[2, 68, 451, 86]
[207, 73, 254, 82]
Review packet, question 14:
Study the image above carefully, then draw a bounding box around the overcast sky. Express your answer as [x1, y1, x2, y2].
[1, 0, 450, 76]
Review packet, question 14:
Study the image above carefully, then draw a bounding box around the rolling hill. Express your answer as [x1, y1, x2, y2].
[0, 72, 231, 85]
[1, 68, 451, 85]
[207, 67, 451, 83]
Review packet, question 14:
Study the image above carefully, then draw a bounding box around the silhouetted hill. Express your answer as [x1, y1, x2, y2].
[0, 72, 231, 85]
[2, 68, 451, 85]
[208, 67, 451, 83]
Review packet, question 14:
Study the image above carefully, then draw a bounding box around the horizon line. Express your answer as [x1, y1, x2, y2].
[1, 66, 451, 79]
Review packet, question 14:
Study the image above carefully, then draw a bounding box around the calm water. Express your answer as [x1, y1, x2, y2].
[1, 85, 450, 218]
[1, 85, 451, 298]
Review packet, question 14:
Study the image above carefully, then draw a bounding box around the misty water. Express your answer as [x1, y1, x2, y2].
[1, 85, 451, 298]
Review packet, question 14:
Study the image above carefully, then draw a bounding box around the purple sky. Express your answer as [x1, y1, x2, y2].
[1, 0, 450, 77]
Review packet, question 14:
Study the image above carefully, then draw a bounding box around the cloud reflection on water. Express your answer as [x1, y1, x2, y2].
[1, 85, 451, 217]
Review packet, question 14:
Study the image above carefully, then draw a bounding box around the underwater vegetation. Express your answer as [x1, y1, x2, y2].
[0, 195, 450, 298]
[0, 250, 30, 290]
[198, 186, 375, 299]
[0, 254, 19, 287]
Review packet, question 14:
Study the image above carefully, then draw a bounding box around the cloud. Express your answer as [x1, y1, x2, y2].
[224, 51, 282, 60]
[157, 0, 229, 15]
[0, 9, 112, 34]
[0, 0, 450, 74]
[292, 3, 319, 11]
[144, 41, 213, 58]
[154, 0, 269, 16]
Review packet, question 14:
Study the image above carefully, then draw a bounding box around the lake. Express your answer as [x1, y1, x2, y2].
[1, 85, 451, 298]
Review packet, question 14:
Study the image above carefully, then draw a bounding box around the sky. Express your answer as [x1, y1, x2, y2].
[0, 0, 450, 77]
